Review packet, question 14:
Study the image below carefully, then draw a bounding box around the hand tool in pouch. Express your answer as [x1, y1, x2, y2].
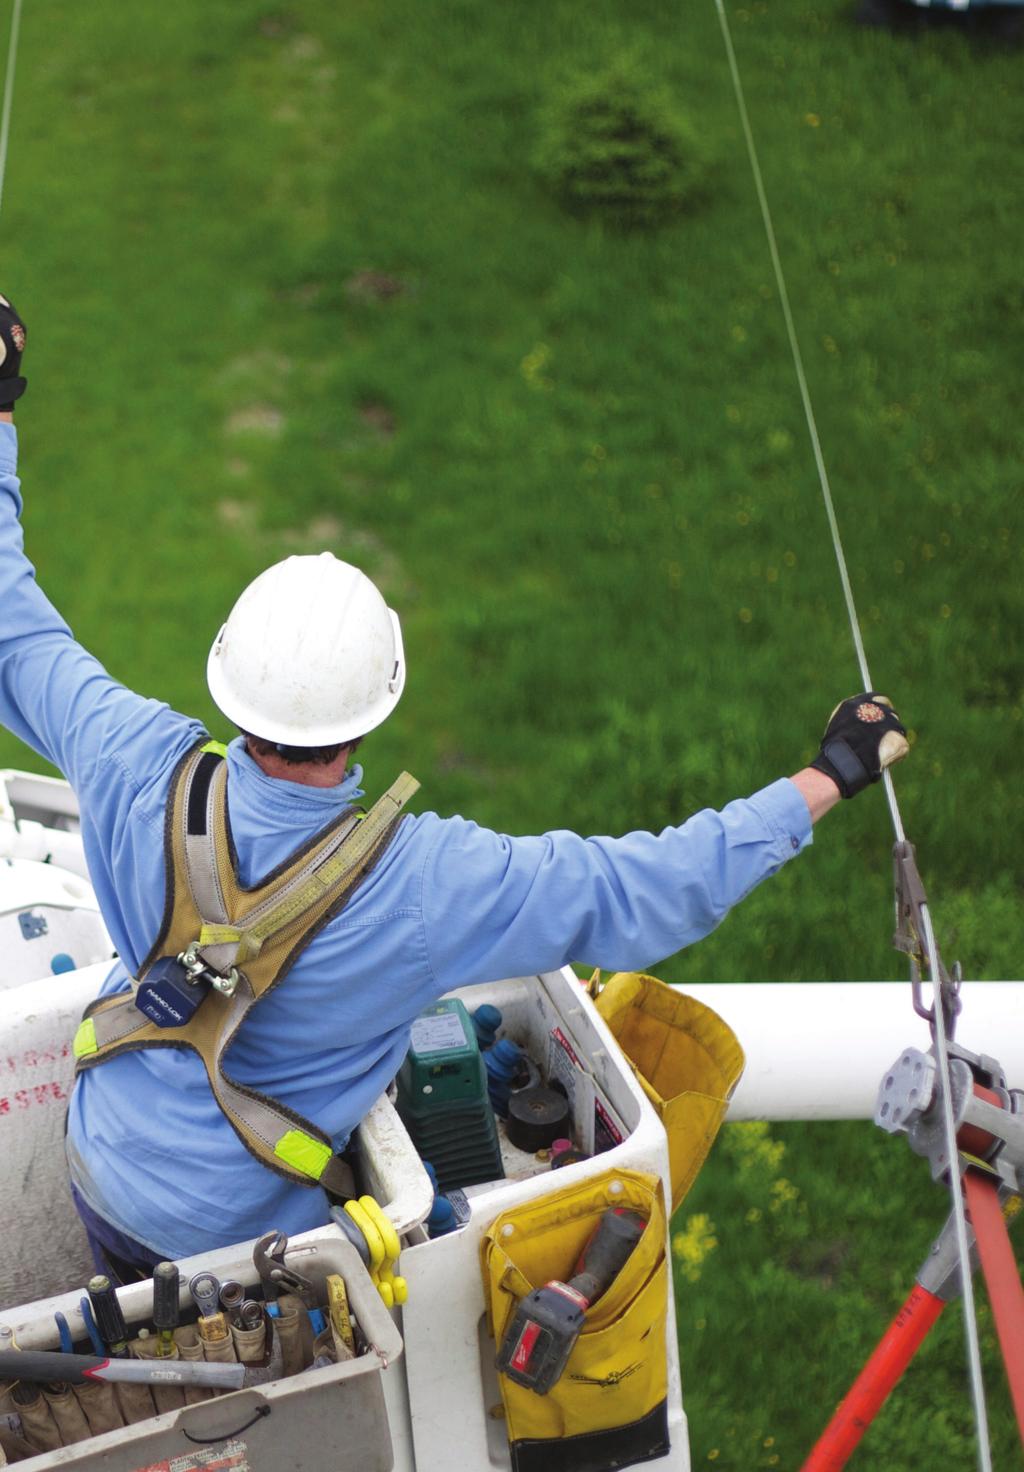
[496, 1208, 646, 1394]
[86, 1277, 129, 1358]
[152, 1262, 180, 1357]
[189, 1272, 231, 1347]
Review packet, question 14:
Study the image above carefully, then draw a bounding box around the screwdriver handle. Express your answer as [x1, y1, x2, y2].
[87, 1275, 129, 1355]
[569, 1209, 646, 1307]
[152, 1262, 180, 1334]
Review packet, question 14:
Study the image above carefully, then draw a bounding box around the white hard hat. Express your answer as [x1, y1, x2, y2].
[206, 553, 406, 746]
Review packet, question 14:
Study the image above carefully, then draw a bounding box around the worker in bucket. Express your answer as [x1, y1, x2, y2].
[0, 299, 909, 1280]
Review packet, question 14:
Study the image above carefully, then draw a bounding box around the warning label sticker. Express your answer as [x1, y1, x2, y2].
[133, 1441, 250, 1472]
[411, 1009, 467, 1055]
[594, 1096, 625, 1153]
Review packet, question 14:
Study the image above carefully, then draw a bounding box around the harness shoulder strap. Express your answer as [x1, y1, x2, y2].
[74, 749, 420, 1197]
[194, 769, 419, 988]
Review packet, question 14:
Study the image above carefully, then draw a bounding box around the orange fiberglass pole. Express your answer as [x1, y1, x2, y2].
[963, 1170, 1024, 1447]
[800, 1283, 946, 1472]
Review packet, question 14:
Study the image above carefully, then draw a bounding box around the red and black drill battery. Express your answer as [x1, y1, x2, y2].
[496, 1207, 646, 1395]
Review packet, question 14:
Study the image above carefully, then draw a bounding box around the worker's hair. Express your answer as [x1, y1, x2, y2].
[241, 731, 363, 767]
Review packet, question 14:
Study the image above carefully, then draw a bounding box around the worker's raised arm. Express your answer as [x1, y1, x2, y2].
[0, 298, 203, 801]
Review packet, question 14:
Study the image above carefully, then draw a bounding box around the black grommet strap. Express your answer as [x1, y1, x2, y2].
[182, 1403, 272, 1443]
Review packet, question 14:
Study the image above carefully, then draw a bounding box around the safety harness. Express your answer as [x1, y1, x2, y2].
[73, 740, 419, 1201]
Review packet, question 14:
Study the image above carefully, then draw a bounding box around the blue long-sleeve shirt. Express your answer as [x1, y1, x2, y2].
[0, 424, 813, 1257]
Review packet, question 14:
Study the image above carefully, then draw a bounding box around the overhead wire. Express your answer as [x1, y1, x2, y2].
[0, 0, 22, 221]
[711, 2, 992, 1466]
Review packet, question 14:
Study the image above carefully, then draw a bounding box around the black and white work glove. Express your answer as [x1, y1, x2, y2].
[0, 294, 27, 411]
[811, 693, 909, 798]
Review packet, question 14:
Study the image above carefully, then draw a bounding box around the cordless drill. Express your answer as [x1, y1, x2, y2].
[496, 1208, 646, 1394]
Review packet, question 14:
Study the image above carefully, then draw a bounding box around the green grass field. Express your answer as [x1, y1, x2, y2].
[1, 0, 1021, 1465]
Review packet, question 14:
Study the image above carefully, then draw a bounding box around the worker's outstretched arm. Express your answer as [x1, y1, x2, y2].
[421, 695, 908, 984]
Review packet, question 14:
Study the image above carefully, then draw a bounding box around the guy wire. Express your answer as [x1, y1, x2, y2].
[712, 2, 991, 1466]
[0, 0, 22, 220]
[712, 0, 903, 843]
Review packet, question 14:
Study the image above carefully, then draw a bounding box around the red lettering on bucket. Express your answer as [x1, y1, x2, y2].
[1, 1041, 72, 1075]
[0, 1080, 68, 1115]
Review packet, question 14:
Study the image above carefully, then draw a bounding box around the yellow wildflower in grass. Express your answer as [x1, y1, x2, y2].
[770, 1178, 799, 1214]
[672, 1213, 718, 1284]
[725, 1122, 803, 1224]
[725, 1119, 786, 1176]
[520, 343, 551, 390]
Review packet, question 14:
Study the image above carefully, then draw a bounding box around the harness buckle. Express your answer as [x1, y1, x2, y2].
[179, 942, 240, 998]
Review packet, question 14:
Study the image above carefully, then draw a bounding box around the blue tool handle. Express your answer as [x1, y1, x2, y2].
[79, 1297, 105, 1356]
[53, 1312, 74, 1354]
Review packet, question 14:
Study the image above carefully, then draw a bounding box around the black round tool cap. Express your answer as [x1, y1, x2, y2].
[506, 1086, 570, 1152]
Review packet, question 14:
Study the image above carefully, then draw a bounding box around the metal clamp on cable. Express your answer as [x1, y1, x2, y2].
[876, 1041, 1024, 1191]
[892, 840, 961, 1039]
[802, 1047, 1024, 1468]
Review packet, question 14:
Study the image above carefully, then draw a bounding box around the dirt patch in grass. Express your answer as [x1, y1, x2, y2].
[345, 271, 407, 302]
[217, 498, 259, 531]
[216, 498, 404, 592]
[225, 405, 285, 436]
[786, 1239, 853, 1290]
[358, 401, 397, 437]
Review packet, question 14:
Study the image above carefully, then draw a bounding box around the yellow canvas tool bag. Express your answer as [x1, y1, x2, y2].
[593, 971, 744, 1214]
[482, 1168, 669, 1472]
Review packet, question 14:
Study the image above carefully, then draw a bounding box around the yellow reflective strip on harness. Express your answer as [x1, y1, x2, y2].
[198, 922, 243, 948]
[72, 1018, 97, 1058]
[273, 1129, 333, 1180]
[201, 740, 228, 757]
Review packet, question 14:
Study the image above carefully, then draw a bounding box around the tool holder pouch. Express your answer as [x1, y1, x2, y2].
[172, 1325, 214, 1404]
[112, 1372, 156, 1428]
[41, 1383, 91, 1444]
[127, 1335, 186, 1415]
[594, 972, 744, 1214]
[482, 1169, 669, 1472]
[6, 1388, 61, 1452]
[72, 1378, 124, 1436]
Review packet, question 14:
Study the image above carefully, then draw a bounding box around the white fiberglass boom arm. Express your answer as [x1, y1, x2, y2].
[683, 982, 1024, 1121]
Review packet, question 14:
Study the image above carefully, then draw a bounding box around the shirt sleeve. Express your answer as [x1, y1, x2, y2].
[0, 424, 202, 798]
[420, 779, 813, 986]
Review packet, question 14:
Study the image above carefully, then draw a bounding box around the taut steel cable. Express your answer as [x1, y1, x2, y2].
[712, 2, 991, 1466]
[0, 0, 22, 220]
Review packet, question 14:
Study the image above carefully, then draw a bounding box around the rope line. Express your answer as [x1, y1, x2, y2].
[712, 0, 904, 843]
[0, 0, 22, 221]
[921, 899, 992, 1469]
[711, 2, 990, 1464]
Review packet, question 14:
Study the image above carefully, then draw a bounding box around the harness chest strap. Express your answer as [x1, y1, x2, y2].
[74, 743, 419, 1197]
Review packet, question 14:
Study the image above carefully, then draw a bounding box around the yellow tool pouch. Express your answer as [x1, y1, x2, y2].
[594, 972, 744, 1214]
[482, 1169, 669, 1472]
